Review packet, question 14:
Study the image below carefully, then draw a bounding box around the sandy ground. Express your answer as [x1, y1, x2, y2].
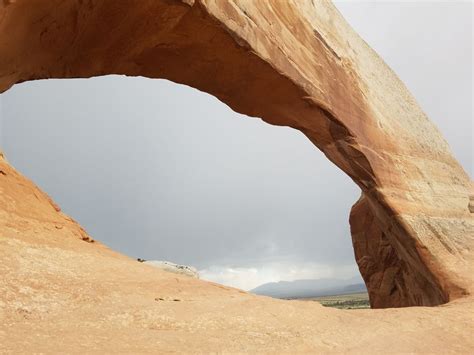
[1, 229, 473, 353]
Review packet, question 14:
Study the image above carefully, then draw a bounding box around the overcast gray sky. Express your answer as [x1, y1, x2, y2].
[0, 2, 471, 290]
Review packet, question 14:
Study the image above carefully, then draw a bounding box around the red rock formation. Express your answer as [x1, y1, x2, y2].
[0, 0, 472, 311]
[1, 152, 474, 352]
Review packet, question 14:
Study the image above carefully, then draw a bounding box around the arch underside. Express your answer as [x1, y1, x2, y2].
[0, 0, 472, 308]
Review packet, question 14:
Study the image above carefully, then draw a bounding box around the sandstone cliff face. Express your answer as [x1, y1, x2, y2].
[0, 0, 472, 313]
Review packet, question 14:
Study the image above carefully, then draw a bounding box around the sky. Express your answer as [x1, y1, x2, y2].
[0, 2, 472, 291]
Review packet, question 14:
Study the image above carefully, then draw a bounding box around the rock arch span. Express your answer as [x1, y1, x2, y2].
[0, 0, 472, 308]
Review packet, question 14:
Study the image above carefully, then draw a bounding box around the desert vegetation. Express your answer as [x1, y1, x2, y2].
[305, 292, 370, 309]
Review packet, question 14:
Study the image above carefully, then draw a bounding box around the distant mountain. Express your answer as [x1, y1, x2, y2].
[250, 276, 366, 299]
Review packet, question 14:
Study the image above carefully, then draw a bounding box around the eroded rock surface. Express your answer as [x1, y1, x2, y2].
[0, 0, 473, 351]
[0, 152, 473, 353]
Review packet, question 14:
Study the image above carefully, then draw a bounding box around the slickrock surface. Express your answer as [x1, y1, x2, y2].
[0, 0, 473, 352]
[0, 154, 473, 353]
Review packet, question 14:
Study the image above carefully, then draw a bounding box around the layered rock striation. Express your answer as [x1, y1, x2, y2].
[0, 0, 472, 310]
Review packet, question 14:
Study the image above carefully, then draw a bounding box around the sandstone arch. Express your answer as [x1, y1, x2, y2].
[0, 0, 472, 309]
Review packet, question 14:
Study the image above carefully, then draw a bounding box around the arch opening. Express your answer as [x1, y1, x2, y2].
[0, 0, 472, 309]
[2, 75, 365, 298]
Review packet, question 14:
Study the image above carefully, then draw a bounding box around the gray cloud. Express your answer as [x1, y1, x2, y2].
[0, 2, 471, 289]
[2, 77, 360, 275]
